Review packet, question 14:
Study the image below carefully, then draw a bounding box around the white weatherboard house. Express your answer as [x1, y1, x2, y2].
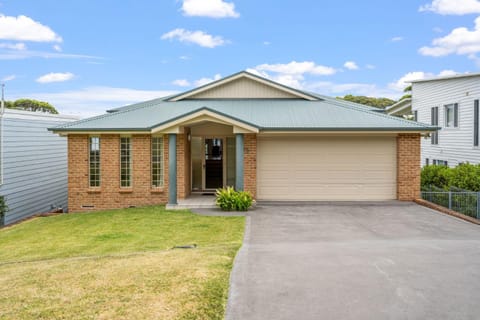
[0, 108, 78, 225]
[411, 73, 480, 167]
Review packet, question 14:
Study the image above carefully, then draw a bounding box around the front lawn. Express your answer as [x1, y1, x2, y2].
[0, 206, 245, 319]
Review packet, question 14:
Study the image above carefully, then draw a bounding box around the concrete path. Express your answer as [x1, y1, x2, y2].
[226, 202, 480, 320]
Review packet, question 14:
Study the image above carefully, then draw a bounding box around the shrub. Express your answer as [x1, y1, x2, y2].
[421, 165, 453, 190]
[215, 187, 253, 211]
[450, 163, 480, 192]
[421, 163, 480, 192]
[0, 195, 8, 223]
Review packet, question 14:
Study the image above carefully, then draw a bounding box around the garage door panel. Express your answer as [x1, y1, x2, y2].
[257, 136, 397, 200]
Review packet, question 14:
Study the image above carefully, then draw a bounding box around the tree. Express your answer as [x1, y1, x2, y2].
[4, 99, 59, 114]
[399, 85, 412, 101]
[339, 94, 396, 108]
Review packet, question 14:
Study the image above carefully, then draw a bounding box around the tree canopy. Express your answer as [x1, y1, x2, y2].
[339, 94, 396, 109]
[3, 99, 59, 114]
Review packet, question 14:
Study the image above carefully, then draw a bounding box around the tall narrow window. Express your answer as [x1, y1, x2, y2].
[413, 110, 418, 122]
[444, 103, 458, 128]
[474, 99, 479, 147]
[431, 107, 439, 145]
[89, 137, 100, 187]
[120, 137, 132, 187]
[152, 137, 164, 187]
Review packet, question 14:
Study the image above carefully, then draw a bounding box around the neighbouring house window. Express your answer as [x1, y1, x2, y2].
[434, 159, 448, 166]
[414, 110, 418, 122]
[474, 99, 479, 147]
[444, 103, 458, 128]
[152, 137, 164, 187]
[431, 106, 439, 145]
[89, 137, 100, 187]
[120, 137, 132, 187]
[425, 158, 429, 166]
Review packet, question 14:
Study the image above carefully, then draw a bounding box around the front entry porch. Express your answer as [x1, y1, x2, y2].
[163, 118, 252, 208]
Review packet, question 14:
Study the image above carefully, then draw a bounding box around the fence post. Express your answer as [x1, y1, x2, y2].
[477, 192, 480, 219]
[448, 191, 452, 210]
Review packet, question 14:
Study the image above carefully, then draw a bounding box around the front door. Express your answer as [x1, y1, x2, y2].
[205, 138, 223, 189]
[191, 137, 225, 191]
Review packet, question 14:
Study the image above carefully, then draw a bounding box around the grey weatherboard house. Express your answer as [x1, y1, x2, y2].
[0, 108, 77, 225]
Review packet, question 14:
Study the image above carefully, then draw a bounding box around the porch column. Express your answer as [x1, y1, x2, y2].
[168, 134, 177, 205]
[235, 133, 244, 190]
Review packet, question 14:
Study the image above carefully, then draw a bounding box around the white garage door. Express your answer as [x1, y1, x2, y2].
[257, 136, 397, 200]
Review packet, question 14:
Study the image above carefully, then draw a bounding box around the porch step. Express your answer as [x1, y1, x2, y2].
[166, 203, 217, 210]
[166, 195, 217, 210]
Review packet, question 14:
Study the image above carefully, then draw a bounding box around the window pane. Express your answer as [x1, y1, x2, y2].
[445, 104, 456, 127]
[120, 137, 131, 187]
[89, 137, 100, 187]
[151, 137, 164, 187]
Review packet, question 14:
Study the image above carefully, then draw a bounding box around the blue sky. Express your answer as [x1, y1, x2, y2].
[1, 0, 480, 117]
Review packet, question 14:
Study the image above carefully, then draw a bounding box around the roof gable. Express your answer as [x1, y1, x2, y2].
[167, 71, 319, 101]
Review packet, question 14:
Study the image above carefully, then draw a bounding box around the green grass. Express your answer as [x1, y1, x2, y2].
[0, 206, 245, 319]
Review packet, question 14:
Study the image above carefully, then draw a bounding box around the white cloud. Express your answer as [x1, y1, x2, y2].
[263, 41, 271, 46]
[179, 55, 190, 60]
[247, 61, 336, 89]
[419, 16, 480, 56]
[36, 72, 75, 83]
[343, 61, 359, 70]
[1, 74, 15, 82]
[0, 49, 101, 60]
[172, 79, 191, 87]
[255, 61, 337, 76]
[366, 64, 376, 69]
[181, 0, 239, 18]
[438, 69, 458, 76]
[11, 87, 178, 117]
[419, 0, 480, 15]
[194, 74, 222, 86]
[388, 70, 459, 91]
[53, 44, 62, 52]
[0, 42, 26, 50]
[0, 14, 62, 42]
[391, 36, 404, 42]
[161, 28, 227, 48]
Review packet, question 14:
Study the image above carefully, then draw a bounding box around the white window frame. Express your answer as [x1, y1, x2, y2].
[444, 103, 458, 128]
[89, 136, 101, 187]
[151, 136, 164, 188]
[120, 136, 132, 188]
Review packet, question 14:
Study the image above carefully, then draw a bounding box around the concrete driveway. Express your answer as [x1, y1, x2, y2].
[226, 202, 480, 320]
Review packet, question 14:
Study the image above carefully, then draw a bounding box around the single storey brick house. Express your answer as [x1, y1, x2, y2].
[50, 71, 437, 212]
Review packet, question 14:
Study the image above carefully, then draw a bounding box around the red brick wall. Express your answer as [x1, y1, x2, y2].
[68, 134, 168, 212]
[244, 134, 257, 198]
[397, 133, 421, 201]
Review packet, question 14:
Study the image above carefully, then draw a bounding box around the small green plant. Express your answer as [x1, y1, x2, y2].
[0, 195, 8, 224]
[215, 187, 253, 211]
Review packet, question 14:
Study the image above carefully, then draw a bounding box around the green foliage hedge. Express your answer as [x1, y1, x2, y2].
[215, 187, 253, 211]
[421, 163, 480, 191]
[0, 195, 7, 223]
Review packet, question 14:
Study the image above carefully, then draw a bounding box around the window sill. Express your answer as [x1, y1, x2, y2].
[87, 188, 102, 194]
[151, 187, 165, 193]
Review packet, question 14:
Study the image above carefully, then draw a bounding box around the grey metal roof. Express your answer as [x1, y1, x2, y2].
[51, 98, 437, 132]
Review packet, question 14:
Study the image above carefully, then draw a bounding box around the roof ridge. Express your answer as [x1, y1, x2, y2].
[107, 95, 175, 112]
[55, 98, 167, 129]
[323, 98, 433, 128]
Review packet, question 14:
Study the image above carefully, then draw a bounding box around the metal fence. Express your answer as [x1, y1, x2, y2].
[421, 191, 480, 219]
